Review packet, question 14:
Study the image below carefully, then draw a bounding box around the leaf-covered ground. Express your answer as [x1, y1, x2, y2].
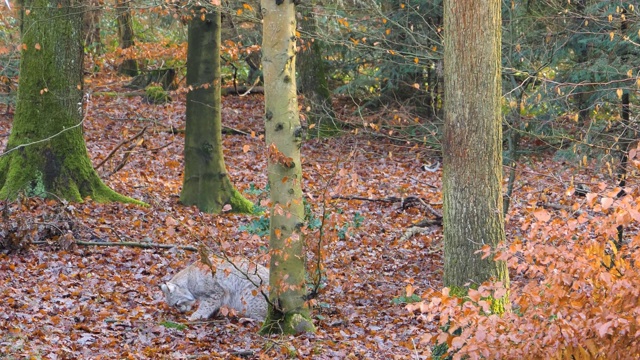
[0, 72, 634, 359]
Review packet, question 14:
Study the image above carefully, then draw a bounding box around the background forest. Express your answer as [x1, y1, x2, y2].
[1, 0, 640, 358]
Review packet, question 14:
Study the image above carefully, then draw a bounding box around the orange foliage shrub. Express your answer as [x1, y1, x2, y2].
[409, 177, 640, 359]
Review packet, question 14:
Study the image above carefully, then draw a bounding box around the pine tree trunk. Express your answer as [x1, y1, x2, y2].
[259, 0, 315, 335]
[442, 0, 509, 310]
[116, 0, 138, 76]
[0, 0, 140, 204]
[180, 8, 253, 214]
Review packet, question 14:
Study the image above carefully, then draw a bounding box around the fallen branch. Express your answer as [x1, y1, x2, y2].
[33, 240, 197, 252]
[95, 126, 147, 170]
[221, 86, 264, 96]
[400, 224, 441, 242]
[332, 195, 443, 219]
[539, 202, 592, 219]
[331, 195, 401, 203]
[107, 136, 144, 176]
[159, 125, 249, 136]
[229, 350, 255, 358]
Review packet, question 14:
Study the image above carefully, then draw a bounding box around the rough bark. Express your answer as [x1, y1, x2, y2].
[116, 0, 138, 76]
[180, 8, 253, 214]
[0, 0, 141, 205]
[259, 0, 315, 335]
[83, 0, 102, 51]
[442, 0, 509, 310]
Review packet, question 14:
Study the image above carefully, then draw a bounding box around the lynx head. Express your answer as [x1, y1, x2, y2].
[160, 282, 196, 313]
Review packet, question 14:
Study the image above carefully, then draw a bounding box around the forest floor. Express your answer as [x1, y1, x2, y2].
[0, 71, 624, 359]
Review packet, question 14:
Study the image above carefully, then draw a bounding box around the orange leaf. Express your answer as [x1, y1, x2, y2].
[405, 284, 415, 297]
[586, 192, 598, 206]
[165, 160, 180, 168]
[494, 287, 507, 299]
[601, 197, 614, 210]
[436, 332, 449, 345]
[533, 208, 551, 222]
[467, 288, 480, 302]
[629, 208, 640, 222]
[597, 321, 612, 337]
[478, 244, 491, 259]
[451, 336, 465, 349]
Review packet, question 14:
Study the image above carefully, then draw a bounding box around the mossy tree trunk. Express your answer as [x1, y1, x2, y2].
[442, 0, 509, 311]
[259, 0, 315, 335]
[0, 0, 141, 204]
[116, 0, 138, 76]
[180, 7, 253, 214]
[296, 5, 336, 134]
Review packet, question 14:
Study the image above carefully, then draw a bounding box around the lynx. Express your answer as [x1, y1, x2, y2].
[160, 257, 269, 321]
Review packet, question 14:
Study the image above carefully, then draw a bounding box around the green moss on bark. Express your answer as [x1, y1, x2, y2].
[228, 189, 254, 213]
[0, 0, 143, 205]
[259, 310, 315, 335]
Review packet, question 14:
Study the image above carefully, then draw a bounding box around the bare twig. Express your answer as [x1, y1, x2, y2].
[94, 126, 147, 170]
[331, 195, 399, 202]
[1, 116, 86, 158]
[107, 136, 145, 176]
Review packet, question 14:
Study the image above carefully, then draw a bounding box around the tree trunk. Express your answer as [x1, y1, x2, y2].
[180, 8, 253, 214]
[442, 0, 509, 310]
[296, 5, 336, 135]
[259, 0, 315, 335]
[0, 0, 140, 205]
[116, 0, 138, 76]
[83, 0, 102, 51]
[615, 8, 633, 248]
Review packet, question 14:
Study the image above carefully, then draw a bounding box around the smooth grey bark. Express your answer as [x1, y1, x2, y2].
[259, 0, 315, 335]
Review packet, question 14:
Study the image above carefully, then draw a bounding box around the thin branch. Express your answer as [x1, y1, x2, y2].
[0, 117, 85, 158]
[94, 126, 147, 170]
[107, 136, 145, 176]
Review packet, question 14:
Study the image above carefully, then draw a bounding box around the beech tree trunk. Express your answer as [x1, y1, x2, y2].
[442, 0, 509, 310]
[259, 0, 315, 335]
[180, 8, 253, 214]
[116, 0, 138, 76]
[0, 0, 140, 204]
